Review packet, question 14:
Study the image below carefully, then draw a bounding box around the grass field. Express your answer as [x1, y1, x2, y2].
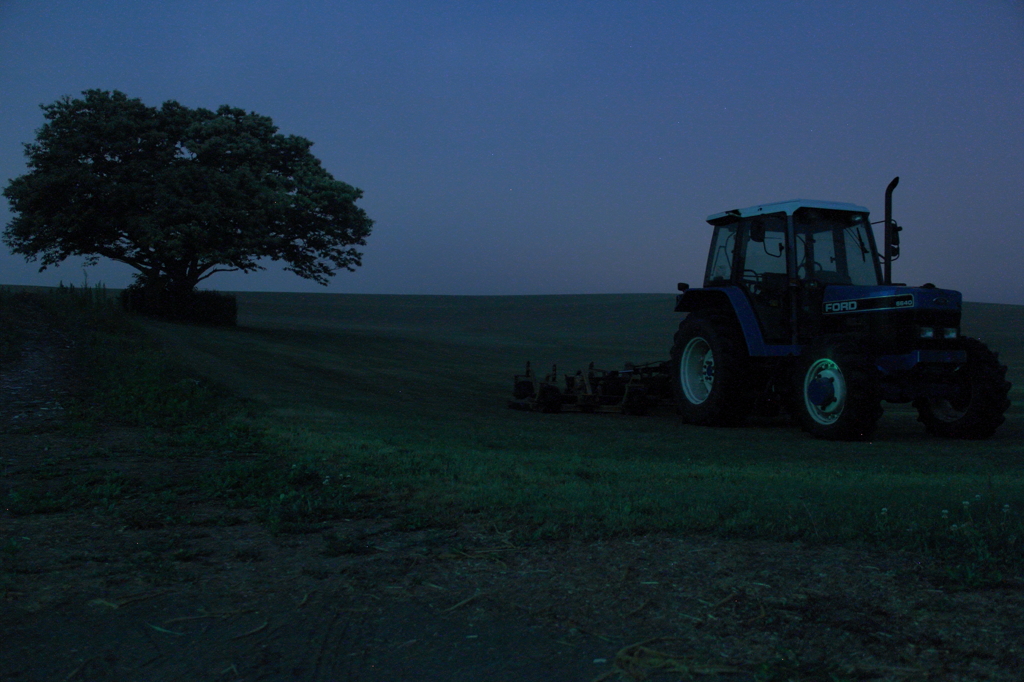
[3, 286, 1024, 679]
[134, 292, 1024, 580]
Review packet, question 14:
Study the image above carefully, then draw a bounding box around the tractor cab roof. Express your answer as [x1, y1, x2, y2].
[706, 199, 870, 226]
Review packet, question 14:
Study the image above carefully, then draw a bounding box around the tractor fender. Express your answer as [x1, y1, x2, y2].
[675, 286, 770, 356]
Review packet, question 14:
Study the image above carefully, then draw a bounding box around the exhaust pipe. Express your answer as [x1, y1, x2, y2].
[884, 176, 899, 285]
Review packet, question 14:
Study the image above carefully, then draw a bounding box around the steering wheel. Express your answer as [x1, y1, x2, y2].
[796, 262, 824, 280]
[741, 270, 763, 296]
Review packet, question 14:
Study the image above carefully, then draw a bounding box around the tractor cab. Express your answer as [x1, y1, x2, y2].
[692, 193, 965, 359]
[703, 199, 886, 344]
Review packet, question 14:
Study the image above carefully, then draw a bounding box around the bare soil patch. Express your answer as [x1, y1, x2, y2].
[2, 310, 1023, 681]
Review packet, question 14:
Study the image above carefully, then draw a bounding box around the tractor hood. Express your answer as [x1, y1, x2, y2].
[820, 285, 962, 315]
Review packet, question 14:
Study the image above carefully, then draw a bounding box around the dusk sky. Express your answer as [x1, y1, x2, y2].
[1, 1, 1022, 303]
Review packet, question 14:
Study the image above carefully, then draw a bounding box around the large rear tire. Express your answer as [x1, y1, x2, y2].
[913, 338, 1011, 439]
[669, 313, 752, 426]
[795, 336, 882, 441]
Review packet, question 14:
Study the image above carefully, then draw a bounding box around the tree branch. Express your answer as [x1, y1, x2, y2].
[197, 267, 240, 282]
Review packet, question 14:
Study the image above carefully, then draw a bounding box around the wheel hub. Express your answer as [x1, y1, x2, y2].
[924, 380, 972, 422]
[806, 376, 836, 408]
[803, 359, 846, 425]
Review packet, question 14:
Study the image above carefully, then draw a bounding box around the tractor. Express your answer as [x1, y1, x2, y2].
[671, 177, 1012, 440]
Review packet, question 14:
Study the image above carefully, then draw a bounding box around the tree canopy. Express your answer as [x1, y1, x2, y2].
[3, 89, 373, 294]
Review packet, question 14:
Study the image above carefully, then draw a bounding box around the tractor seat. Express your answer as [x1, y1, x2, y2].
[760, 272, 789, 294]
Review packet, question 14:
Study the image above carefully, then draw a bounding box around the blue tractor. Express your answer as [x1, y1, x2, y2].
[671, 177, 1012, 440]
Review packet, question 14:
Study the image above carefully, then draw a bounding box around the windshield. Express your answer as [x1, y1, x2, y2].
[793, 209, 880, 286]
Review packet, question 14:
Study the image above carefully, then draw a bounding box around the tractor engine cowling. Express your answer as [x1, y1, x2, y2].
[820, 285, 962, 354]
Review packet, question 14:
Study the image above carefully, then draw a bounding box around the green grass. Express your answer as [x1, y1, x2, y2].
[6, 288, 1022, 583]
[133, 292, 1024, 580]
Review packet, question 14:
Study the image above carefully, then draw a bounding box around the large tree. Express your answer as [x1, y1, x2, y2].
[3, 90, 373, 296]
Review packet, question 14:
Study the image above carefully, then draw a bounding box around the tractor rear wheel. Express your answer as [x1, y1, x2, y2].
[913, 338, 1011, 439]
[670, 313, 752, 426]
[795, 336, 882, 441]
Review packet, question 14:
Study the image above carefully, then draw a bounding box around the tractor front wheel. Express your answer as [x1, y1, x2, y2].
[795, 337, 882, 440]
[670, 313, 752, 426]
[913, 338, 1011, 439]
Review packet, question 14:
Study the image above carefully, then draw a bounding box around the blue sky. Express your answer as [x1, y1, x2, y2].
[1, 1, 1022, 303]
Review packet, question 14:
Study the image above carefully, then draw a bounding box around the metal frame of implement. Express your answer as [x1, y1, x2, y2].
[509, 360, 672, 415]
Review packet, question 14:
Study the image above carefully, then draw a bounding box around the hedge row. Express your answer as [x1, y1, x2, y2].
[120, 286, 237, 326]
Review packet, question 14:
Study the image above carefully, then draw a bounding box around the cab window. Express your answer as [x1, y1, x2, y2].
[705, 222, 738, 285]
[740, 214, 787, 282]
[794, 209, 880, 286]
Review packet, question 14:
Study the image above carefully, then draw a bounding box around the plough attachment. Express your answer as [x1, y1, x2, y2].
[509, 360, 672, 415]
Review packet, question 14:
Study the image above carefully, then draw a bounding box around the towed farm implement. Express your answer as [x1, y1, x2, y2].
[509, 360, 672, 415]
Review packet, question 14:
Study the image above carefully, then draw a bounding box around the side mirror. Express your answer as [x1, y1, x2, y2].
[749, 220, 765, 243]
[891, 220, 902, 257]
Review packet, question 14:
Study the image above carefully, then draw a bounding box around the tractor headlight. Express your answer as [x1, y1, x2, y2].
[919, 327, 935, 339]
[943, 328, 958, 339]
